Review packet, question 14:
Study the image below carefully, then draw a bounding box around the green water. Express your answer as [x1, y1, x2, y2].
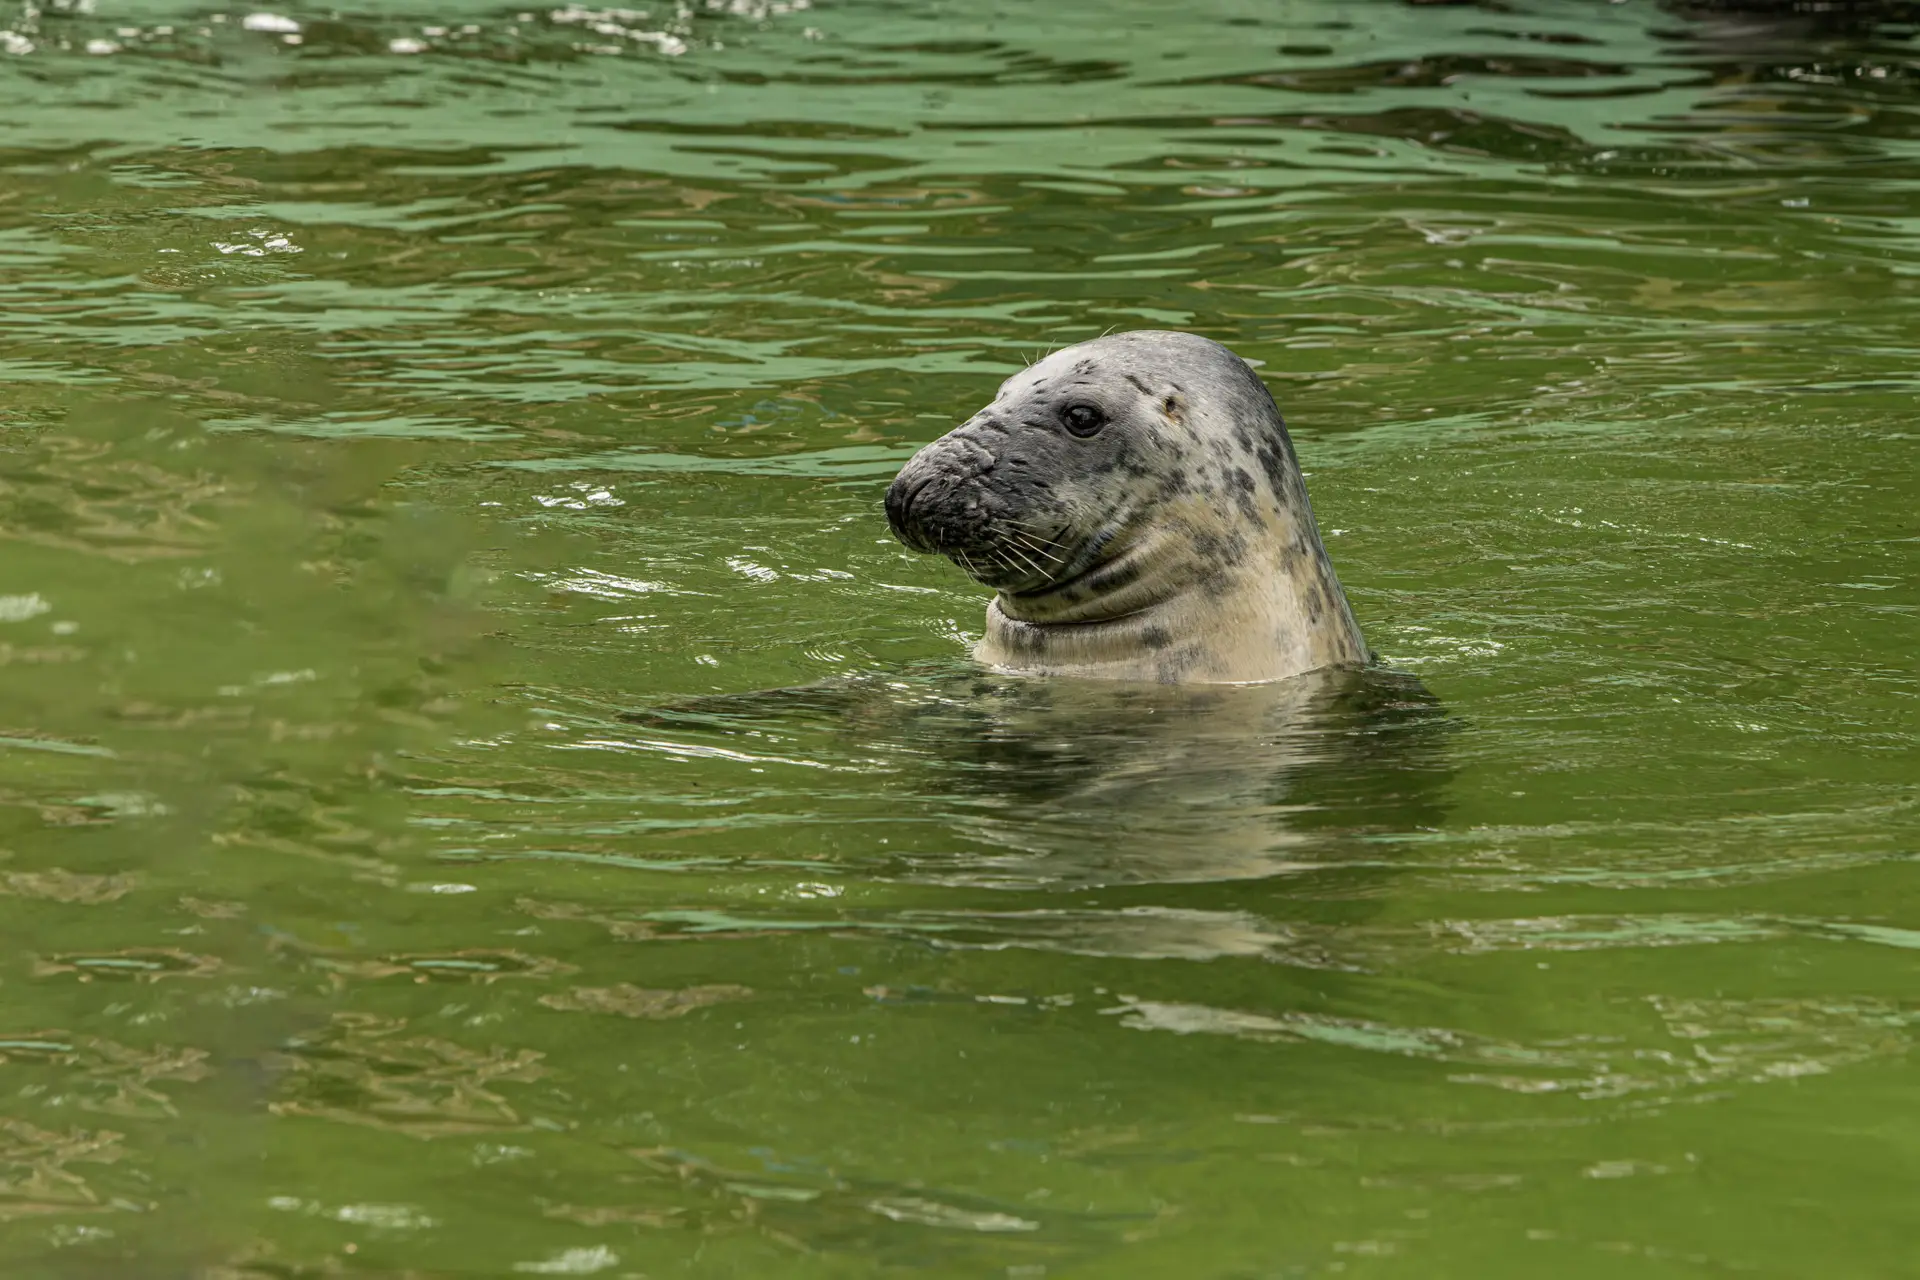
[2, 0, 1917, 1274]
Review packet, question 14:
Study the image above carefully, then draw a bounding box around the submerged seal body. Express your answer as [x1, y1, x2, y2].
[884, 330, 1369, 684]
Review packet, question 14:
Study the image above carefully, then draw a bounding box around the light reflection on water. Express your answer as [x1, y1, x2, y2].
[0, 0, 1917, 1274]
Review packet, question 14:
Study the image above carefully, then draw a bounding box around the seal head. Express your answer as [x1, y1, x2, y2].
[885, 330, 1368, 684]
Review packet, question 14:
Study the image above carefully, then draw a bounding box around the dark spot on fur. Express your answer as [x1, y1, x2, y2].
[1141, 625, 1172, 651]
[1124, 373, 1153, 396]
[1230, 467, 1257, 520]
[1001, 619, 1046, 655]
[1154, 644, 1199, 684]
[1085, 555, 1143, 597]
[1255, 442, 1293, 502]
[1191, 529, 1247, 570]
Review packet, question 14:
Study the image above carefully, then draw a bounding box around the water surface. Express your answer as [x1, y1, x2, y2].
[0, 0, 1916, 1275]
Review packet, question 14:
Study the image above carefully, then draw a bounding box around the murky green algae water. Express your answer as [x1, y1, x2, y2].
[1, 0, 1918, 1274]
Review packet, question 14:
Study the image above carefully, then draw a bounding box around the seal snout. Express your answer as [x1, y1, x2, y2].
[883, 470, 940, 552]
[884, 434, 1000, 563]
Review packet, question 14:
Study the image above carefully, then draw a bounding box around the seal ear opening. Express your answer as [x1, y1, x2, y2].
[1161, 392, 1187, 425]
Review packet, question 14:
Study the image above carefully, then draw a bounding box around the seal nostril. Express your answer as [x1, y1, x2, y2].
[885, 471, 939, 548]
[901, 474, 934, 513]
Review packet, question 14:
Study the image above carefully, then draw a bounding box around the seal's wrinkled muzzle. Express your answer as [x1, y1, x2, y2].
[884, 431, 1001, 563]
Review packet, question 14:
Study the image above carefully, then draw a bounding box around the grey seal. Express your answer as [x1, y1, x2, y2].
[884, 330, 1370, 684]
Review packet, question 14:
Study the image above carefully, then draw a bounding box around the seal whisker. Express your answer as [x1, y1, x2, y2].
[980, 538, 1053, 587]
[998, 515, 1055, 536]
[1006, 529, 1068, 559]
[1003, 530, 1074, 573]
[1012, 534, 1061, 566]
[997, 522, 1057, 559]
[999, 517, 1072, 552]
[999, 540, 1048, 582]
[1003, 529, 1069, 575]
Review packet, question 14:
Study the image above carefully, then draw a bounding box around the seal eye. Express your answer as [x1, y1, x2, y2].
[1060, 402, 1107, 438]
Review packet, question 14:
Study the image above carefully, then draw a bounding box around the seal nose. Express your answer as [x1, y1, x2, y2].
[886, 431, 1000, 559]
[884, 467, 938, 552]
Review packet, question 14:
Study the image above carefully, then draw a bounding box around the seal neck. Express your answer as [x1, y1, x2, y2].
[976, 530, 1369, 685]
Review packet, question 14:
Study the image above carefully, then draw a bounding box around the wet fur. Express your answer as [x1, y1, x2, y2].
[885, 330, 1369, 684]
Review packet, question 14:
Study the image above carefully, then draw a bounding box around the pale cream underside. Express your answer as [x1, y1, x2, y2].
[973, 541, 1369, 685]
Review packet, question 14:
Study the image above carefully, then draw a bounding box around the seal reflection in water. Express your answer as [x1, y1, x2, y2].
[626, 664, 1450, 902]
[886, 330, 1368, 684]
